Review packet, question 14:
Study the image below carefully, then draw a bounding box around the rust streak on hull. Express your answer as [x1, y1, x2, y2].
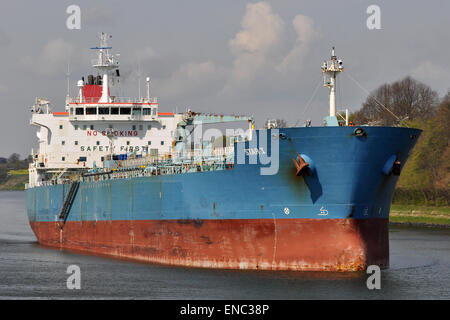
[29, 218, 389, 271]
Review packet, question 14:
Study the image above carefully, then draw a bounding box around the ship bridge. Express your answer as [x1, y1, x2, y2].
[66, 97, 160, 122]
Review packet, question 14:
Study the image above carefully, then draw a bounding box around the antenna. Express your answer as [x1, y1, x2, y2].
[66, 60, 71, 98]
[146, 77, 150, 101]
[90, 32, 119, 103]
[321, 46, 344, 117]
[137, 61, 142, 101]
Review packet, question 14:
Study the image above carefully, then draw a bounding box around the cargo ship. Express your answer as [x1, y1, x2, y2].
[25, 33, 421, 271]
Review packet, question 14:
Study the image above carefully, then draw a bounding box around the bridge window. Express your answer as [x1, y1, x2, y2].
[90, 125, 94, 130]
[133, 108, 141, 116]
[132, 125, 136, 130]
[139, 125, 143, 130]
[147, 125, 152, 129]
[86, 107, 97, 115]
[111, 108, 119, 115]
[74, 125, 78, 130]
[143, 108, 151, 115]
[99, 107, 109, 115]
[120, 108, 131, 115]
[152, 108, 157, 116]
[75, 108, 84, 115]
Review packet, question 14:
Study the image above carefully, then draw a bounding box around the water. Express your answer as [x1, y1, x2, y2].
[0, 191, 449, 299]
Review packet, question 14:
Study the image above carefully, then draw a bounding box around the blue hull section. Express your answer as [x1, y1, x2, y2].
[26, 126, 421, 223]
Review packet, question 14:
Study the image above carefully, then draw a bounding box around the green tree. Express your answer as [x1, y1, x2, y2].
[397, 91, 450, 195]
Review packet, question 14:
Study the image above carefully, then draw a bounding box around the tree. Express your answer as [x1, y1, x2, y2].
[7, 153, 20, 163]
[354, 76, 439, 126]
[398, 91, 450, 191]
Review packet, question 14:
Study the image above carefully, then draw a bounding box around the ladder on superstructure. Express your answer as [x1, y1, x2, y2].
[58, 182, 79, 228]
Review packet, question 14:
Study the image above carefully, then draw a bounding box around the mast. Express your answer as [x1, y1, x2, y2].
[146, 77, 150, 101]
[322, 47, 343, 118]
[91, 33, 119, 103]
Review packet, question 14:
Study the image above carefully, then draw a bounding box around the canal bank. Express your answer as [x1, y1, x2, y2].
[389, 205, 450, 228]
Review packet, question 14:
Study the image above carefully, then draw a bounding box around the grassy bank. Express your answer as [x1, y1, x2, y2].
[0, 170, 28, 190]
[389, 204, 450, 227]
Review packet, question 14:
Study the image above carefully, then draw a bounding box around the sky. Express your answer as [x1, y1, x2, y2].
[0, 0, 449, 158]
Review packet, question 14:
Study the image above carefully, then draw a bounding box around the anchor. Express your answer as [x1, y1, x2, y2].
[293, 153, 310, 176]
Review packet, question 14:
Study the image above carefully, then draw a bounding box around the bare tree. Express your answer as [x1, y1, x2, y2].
[7, 153, 20, 163]
[354, 76, 439, 126]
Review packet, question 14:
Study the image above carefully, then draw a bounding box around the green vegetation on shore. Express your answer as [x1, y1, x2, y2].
[390, 205, 450, 226]
[0, 154, 29, 190]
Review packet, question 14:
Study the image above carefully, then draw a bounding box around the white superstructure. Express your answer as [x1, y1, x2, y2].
[28, 33, 253, 187]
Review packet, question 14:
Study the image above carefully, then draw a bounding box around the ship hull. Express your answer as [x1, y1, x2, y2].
[29, 218, 388, 271]
[26, 126, 421, 271]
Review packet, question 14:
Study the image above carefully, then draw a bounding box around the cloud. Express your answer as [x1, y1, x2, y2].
[134, 46, 158, 62]
[157, 60, 226, 100]
[20, 38, 73, 76]
[118, 3, 320, 107]
[229, 2, 284, 55]
[277, 14, 320, 73]
[223, 2, 284, 94]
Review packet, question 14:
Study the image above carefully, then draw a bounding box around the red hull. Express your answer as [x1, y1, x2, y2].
[29, 218, 389, 271]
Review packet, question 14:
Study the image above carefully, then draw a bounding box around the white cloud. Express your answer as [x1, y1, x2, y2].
[120, 3, 320, 108]
[157, 60, 226, 99]
[134, 46, 158, 62]
[277, 14, 320, 73]
[229, 2, 284, 55]
[224, 2, 284, 90]
[20, 38, 73, 76]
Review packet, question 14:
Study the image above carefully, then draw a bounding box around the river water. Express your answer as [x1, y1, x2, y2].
[0, 191, 449, 299]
